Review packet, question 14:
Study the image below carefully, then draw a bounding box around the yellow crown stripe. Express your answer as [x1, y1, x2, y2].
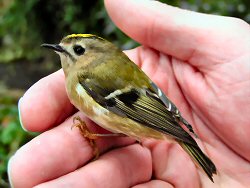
[63, 34, 104, 41]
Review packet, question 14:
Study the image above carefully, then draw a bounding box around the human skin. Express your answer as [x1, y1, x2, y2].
[8, 0, 250, 187]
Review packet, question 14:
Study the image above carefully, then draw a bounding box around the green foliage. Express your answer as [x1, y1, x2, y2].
[0, 0, 136, 63]
[0, 0, 41, 62]
[0, 96, 37, 187]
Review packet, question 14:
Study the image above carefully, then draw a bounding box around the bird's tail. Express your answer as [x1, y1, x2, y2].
[179, 141, 217, 182]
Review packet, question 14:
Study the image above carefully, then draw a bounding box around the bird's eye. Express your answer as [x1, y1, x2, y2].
[73, 45, 85, 55]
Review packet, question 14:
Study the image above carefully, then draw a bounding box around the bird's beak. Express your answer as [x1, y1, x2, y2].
[41, 43, 65, 53]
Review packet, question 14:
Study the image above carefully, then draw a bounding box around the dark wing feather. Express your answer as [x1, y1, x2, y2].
[150, 82, 196, 136]
[114, 90, 197, 146]
[79, 77, 197, 146]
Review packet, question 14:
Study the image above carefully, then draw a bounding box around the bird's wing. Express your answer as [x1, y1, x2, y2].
[78, 76, 197, 146]
[150, 82, 197, 136]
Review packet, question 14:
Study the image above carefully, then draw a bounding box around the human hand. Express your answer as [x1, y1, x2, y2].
[9, 0, 250, 187]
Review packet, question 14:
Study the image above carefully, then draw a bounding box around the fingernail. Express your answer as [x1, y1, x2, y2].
[18, 97, 28, 132]
[7, 155, 15, 188]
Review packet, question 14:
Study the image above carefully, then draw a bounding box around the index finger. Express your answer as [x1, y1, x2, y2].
[19, 69, 75, 132]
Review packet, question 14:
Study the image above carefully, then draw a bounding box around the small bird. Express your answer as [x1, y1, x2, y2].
[42, 34, 217, 182]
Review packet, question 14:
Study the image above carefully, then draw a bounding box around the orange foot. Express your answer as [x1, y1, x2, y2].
[72, 116, 125, 160]
[72, 116, 99, 159]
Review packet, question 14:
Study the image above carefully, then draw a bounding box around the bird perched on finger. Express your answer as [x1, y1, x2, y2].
[42, 34, 217, 182]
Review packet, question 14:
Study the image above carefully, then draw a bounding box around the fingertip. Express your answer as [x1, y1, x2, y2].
[19, 70, 74, 132]
[7, 143, 38, 188]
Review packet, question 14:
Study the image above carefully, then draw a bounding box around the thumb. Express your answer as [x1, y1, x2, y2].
[105, 0, 250, 66]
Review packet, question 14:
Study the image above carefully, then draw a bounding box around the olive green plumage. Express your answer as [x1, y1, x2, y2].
[42, 34, 217, 182]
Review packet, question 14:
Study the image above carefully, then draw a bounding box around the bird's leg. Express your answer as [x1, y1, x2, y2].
[72, 116, 125, 159]
[72, 116, 99, 159]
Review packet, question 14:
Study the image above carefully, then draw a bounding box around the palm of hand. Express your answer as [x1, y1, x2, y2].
[129, 39, 250, 187]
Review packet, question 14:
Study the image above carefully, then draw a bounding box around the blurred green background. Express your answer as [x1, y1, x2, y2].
[0, 0, 249, 186]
